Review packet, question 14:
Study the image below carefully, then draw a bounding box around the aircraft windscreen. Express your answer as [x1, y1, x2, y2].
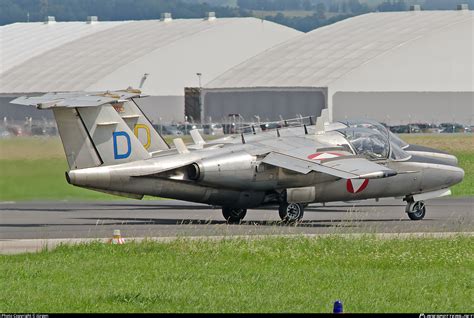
[390, 142, 411, 160]
[338, 127, 390, 160]
[388, 131, 409, 149]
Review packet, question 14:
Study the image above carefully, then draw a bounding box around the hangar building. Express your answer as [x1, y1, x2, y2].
[0, 14, 302, 123]
[202, 8, 474, 125]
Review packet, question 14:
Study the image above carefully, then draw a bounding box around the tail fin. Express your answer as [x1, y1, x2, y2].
[315, 108, 330, 133]
[113, 94, 169, 153]
[11, 92, 150, 169]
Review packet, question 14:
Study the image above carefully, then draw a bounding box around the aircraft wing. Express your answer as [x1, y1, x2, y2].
[262, 151, 397, 179]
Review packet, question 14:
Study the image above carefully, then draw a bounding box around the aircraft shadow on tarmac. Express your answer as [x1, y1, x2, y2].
[0, 204, 213, 213]
[1, 203, 404, 213]
[69, 216, 411, 227]
[72, 216, 348, 227]
[0, 217, 412, 228]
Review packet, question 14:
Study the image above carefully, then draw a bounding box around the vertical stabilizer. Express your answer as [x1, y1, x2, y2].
[117, 98, 170, 153]
[10, 92, 151, 169]
[315, 108, 330, 133]
[53, 108, 103, 169]
[76, 105, 151, 165]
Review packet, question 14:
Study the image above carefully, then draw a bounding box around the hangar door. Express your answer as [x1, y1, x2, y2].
[201, 88, 327, 123]
[332, 92, 474, 126]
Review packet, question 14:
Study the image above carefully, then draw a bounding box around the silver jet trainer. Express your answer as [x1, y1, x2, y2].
[12, 90, 464, 223]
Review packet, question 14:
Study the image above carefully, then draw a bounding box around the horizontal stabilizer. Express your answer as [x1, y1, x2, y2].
[11, 95, 118, 109]
[10, 90, 144, 109]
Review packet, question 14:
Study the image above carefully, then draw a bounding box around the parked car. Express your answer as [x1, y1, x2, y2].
[439, 123, 464, 133]
[202, 123, 224, 135]
[388, 125, 409, 134]
[177, 124, 201, 135]
[30, 125, 46, 136]
[153, 124, 183, 136]
[260, 122, 282, 131]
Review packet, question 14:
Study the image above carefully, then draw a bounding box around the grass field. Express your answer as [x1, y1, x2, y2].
[0, 136, 195, 201]
[0, 134, 472, 201]
[1, 236, 472, 313]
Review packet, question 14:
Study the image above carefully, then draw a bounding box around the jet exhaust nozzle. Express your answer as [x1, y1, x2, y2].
[67, 167, 112, 188]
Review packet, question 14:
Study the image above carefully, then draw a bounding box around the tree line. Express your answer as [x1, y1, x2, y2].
[1, 0, 473, 31]
[0, 0, 247, 26]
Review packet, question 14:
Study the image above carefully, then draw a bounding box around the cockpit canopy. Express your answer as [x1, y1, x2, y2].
[336, 121, 411, 161]
[338, 119, 409, 149]
[338, 127, 390, 160]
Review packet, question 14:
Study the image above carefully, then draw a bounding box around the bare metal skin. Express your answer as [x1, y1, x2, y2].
[12, 91, 464, 223]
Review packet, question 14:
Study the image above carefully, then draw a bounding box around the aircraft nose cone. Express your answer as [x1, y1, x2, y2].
[415, 155, 465, 190]
[451, 166, 465, 186]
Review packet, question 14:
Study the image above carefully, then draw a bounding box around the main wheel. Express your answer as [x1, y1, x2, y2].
[279, 203, 304, 223]
[405, 201, 426, 220]
[222, 207, 247, 223]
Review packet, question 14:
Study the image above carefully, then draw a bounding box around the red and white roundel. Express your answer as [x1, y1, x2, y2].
[346, 179, 369, 194]
[307, 152, 343, 160]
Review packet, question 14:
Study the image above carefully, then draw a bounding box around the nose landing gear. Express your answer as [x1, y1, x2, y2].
[405, 200, 426, 220]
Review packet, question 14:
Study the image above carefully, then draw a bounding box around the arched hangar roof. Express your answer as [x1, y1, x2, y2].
[0, 17, 302, 95]
[205, 10, 474, 92]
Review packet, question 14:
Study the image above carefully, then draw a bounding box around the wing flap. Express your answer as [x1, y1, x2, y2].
[262, 152, 396, 179]
[262, 152, 356, 179]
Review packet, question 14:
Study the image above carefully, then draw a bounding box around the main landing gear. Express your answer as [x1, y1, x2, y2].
[405, 200, 426, 220]
[222, 207, 247, 224]
[222, 203, 306, 224]
[279, 202, 305, 223]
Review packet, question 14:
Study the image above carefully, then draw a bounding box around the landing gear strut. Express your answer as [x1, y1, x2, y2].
[222, 207, 247, 223]
[279, 202, 304, 223]
[405, 200, 426, 220]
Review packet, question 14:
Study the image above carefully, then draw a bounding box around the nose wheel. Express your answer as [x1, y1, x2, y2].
[279, 202, 304, 223]
[405, 201, 426, 220]
[222, 207, 247, 223]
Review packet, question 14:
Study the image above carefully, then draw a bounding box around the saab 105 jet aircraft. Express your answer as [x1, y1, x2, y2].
[12, 89, 464, 223]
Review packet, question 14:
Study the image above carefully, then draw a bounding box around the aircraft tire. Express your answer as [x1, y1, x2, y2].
[279, 203, 304, 223]
[406, 201, 426, 221]
[222, 207, 247, 224]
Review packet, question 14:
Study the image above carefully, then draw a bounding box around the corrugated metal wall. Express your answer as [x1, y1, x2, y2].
[202, 88, 327, 123]
[332, 92, 474, 126]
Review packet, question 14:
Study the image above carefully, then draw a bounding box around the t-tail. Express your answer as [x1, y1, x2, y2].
[11, 91, 151, 170]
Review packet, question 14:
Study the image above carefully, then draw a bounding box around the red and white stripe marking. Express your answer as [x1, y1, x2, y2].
[307, 152, 343, 160]
[346, 179, 369, 194]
